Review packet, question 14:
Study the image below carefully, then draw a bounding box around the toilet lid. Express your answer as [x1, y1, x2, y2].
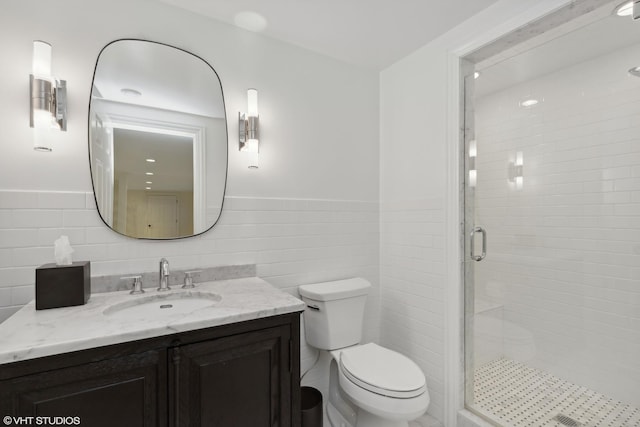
[339, 343, 426, 398]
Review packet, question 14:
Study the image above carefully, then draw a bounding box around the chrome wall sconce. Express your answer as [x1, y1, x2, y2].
[508, 151, 524, 190]
[468, 140, 477, 188]
[239, 88, 259, 168]
[30, 40, 67, 151]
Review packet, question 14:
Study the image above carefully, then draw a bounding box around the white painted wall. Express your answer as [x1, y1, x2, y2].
[0, 0, 379, 200]
[0, 0, 380, 415]
[473, 42, 640, 405]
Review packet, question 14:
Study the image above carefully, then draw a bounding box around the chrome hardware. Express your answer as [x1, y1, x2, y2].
[470, 226, 487, 261]
[182, 270, 202, 289]
[121, 275, 144, 295]
[158, 258, 171, 291]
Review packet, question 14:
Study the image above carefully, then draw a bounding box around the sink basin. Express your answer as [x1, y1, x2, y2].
[103, 291, 222, 320]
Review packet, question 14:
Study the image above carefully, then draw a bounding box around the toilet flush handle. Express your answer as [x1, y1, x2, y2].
[306, 304, 320, 311]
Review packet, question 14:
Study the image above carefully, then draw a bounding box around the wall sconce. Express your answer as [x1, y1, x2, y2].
[239, 88, 259, 168]
[508, 151, 524, 190]
[30, 41, 67, 152]
[468, 140, 477, 188]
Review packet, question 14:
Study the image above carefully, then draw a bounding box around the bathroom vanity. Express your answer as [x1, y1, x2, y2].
[0, 277, 304, 427]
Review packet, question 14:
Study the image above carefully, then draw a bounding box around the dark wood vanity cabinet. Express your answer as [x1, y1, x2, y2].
[171, 324, 293, 427]
[0, 349, 166, 427]
[0, 313, 301, 427]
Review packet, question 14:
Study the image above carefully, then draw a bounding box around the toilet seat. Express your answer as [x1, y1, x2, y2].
[339, 343, 426, 398]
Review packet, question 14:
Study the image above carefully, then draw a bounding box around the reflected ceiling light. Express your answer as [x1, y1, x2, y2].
[120, 88, 142, 97]
[233, 11, 268, 32]
[520, 99, 538, 108]
[628, 66, 640, 77]
[614, 1, 633, 16]
[145, 172, 154, 175]
[145, 187, 151, 190]
[474, 71, 480, 79]
[146, 181, 153, 184]
[145, 158, 156, 163]
[30, 40, 67, 152]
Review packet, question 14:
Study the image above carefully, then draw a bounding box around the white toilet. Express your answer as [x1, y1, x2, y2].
[299, 278, 430, 427]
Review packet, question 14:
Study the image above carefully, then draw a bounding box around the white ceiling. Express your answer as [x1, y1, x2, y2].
[156, 0, 501, 70]
[114, 129, 194, 192]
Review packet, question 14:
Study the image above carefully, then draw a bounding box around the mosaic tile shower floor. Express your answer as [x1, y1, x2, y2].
[472, 359, 640, 427]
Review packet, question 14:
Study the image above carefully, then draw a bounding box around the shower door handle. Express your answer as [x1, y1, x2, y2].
[470, 226, 486, 261]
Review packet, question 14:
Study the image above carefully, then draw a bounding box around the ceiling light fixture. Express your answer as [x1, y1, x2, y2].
[520, 99, 538, 108]
[615, 1, 633, 16]
[145, 158, 156, 163]
[233, 11, 268, 32]
[120, 88, 142, 97]
[145, 172, 154, 176]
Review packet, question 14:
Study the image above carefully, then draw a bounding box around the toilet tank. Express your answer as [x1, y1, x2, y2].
[298, 278, 371, 350]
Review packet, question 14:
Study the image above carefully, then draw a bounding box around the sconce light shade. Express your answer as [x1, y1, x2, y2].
[239, 88, 259, 154]
[32, 41, 52, 76]
[30, 40, 67, 151]
[247, 88, 258, 116]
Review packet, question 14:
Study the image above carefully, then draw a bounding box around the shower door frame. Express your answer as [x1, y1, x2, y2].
[440, 1, 610, 425]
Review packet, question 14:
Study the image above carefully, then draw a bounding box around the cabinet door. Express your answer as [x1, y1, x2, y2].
[171, 325, 292, 427]
[0, 349, 167, 427]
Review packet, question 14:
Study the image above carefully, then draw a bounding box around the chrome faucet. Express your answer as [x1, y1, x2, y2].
[158, 258, 170, 291]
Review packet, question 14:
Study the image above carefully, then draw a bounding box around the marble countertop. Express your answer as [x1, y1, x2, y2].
[0, 277, 304, 365]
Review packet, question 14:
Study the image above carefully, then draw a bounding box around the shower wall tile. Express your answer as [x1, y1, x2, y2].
[380, 198, 446, 422]
[473, 43, 640, 405]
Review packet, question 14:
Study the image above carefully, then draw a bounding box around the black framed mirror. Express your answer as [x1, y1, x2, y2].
[88, 39, 227, 239]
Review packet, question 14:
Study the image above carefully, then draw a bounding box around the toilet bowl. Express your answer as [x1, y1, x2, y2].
[299, 278, 429, 427]
[335, 343, 430, 423]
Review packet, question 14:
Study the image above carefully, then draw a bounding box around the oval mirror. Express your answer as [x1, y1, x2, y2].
[88, 39, 227, 239]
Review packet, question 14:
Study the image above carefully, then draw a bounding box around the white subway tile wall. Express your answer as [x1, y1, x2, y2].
[0, 191, 380, 402]
[380, 198, 446, 422]
[473, 43, 640, 404]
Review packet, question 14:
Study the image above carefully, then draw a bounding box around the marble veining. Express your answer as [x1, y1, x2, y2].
[0, 276, 304, 365]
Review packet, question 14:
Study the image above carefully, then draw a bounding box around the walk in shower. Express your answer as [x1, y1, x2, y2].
[463, 2, 640, 426]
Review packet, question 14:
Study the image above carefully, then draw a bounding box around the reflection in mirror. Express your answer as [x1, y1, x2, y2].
[88, 39, 227, 239]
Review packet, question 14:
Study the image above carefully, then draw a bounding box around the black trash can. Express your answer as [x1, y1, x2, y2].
[301, 386, 323, 427]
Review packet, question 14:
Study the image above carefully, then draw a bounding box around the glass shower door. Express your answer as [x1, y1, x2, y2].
[463, 5, 640, 426]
